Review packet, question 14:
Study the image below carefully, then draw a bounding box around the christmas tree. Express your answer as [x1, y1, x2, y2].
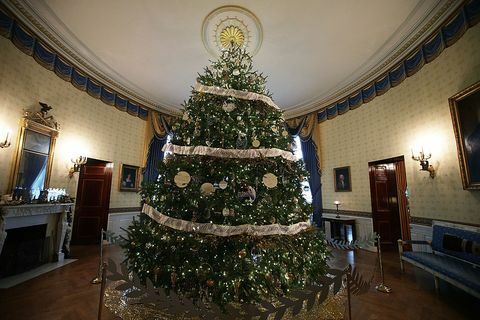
[124, 45, 328, 307]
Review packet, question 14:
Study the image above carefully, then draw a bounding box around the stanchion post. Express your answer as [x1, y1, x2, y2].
[97, 262, 107, 320]
[375, 234, 392, 293]
[346, 265, 352, 320]
[91, 228, 104, 284]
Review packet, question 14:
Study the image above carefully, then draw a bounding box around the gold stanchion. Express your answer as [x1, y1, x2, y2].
[346, 265, 352, 320]
[91, 228, 104, 285]
[375, 234, 392, 293]
[97, 262, 107, 320]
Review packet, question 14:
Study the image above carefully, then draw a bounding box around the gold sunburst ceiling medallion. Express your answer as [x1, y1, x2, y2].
[202, 6, 263, 57]
[220, 26, 245, 48]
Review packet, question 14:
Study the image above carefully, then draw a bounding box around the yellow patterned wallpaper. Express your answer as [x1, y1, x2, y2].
[0, 37, 145, 209]
[319, 25, 480, 224]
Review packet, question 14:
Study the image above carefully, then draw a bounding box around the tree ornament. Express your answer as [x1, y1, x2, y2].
[271, 126, 278, 133]
[262, 173, 278, 189]
[174, 171, 191, 188]
[232, 69, 240, 76]
[182, 112, 189, 121]
[238, 185, 256, 202]
[171, 272, 178, 286]
[282, 130, 289, 137]
[222, 207, 234, 216]
[218, 180, 228, 189]
[222, 102, 236, 112]
[186, 137, 191, 145]
[206, 279, 215, 287]
[200, 182, 215, 196]
[238, 249, 247, 258]
[236, 132, 247, 148]
[252, 138, 260, 148]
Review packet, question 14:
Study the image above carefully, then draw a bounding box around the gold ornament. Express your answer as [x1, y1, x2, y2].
[282, 130, 289, 137]
[238, 249, 247, 258]
[252, 139, 260, 148]
[262, 173, 278, 189]
[174, 171, 191, 188]
[200, 182, 215, 196]
[206, 279, 215, 287]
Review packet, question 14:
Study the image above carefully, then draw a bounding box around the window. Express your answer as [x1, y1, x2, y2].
[293, 136, 312, 204]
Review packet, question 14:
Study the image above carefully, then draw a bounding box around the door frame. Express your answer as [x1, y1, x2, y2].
[72, 157, 113, 244]
[368, 156, 411, 244]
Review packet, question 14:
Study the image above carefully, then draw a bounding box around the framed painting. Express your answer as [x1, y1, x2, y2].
[334, 166, 351, 192]
[119, 164, 140, 192]
[449, 81, 480, 190]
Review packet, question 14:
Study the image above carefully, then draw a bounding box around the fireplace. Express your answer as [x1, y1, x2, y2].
[0, 224, 50, 278]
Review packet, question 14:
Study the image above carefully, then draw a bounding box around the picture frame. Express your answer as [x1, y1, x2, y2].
[119, 163, 140, 192]
[334, 166, 351, 192]
[449, 80, 480, 190]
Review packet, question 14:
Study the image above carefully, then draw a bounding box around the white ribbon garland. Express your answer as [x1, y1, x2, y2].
[194, 82, 281, 111]
[143, 204, 312, 237]
[163, 144, 297, 162]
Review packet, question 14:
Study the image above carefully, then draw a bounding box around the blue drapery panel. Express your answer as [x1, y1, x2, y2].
[143, 113, 175, 182]
[0, 7, 150, 121]
[315, 0, 480, 124]
[299, 136, 323, 227]
[286, 116, 323, 227]
[143, 135, 168, 182]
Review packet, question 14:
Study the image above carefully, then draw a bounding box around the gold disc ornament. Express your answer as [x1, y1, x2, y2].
[200, 182, 215, 196]
[262, 173, 278, 189]
[252, 139, 260, 148]
[174, 171, 191, 188]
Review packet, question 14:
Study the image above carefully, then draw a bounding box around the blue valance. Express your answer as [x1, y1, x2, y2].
[101, 87, 115, 106]
[0, 7, 151, 121]
[54, 57, 73, 80]
[316, 0, 479, 124]
[362, 84, 376, 103]
[423, 32, 445, 63]
[33, 42, 55, 70]
[87, 79, 102, 98]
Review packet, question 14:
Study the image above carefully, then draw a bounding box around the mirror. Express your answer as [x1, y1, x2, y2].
[10, 107, 59, 198]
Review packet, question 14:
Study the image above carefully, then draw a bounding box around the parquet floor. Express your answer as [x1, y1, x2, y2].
[0, 245, 477, 319]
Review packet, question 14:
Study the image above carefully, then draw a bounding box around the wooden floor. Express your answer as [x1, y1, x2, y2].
[0, 245, 477, 320]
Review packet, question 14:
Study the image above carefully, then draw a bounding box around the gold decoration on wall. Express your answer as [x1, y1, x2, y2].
[220, 26, 245, 48]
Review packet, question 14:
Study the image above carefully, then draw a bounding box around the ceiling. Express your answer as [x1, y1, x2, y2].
[7, 0, 457, 117]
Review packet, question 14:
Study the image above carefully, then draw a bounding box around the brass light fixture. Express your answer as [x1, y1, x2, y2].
[0, 129, 11, 148]
[69, 155, 87, 177]
[411, 148, 435, 178]
[334, 200, 341, 218]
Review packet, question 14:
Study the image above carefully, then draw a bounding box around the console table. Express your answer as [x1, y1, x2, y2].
[323, 217, 356, 242]
[0, 203, 74, 262]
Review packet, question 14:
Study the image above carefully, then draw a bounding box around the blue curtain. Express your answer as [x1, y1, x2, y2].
[143, 113, 173, 183]
[143, 135, 168, 182]
[287, 117, 323, 227]
[299, 136, 323, 227]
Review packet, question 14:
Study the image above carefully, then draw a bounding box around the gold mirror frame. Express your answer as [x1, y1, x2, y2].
[8, 118, 59, 192]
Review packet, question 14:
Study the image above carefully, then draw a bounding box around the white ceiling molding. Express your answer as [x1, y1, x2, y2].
[2, 0, 461, 118]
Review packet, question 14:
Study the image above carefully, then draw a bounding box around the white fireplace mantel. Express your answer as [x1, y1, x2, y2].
[0, 203, 74, 261]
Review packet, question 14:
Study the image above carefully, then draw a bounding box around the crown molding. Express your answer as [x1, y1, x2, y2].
[284, 0, 461, 119]
[3, 0, 181, 116]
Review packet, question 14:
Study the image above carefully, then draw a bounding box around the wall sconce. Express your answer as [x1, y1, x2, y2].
[69, 155, 87, 178]
[334, 200, 341, 218]
[411, 148, 435, 178]
[0, 128, 11, 148]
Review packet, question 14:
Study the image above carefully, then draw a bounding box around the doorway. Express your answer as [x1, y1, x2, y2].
[72, 158, 113, 245]
[368, 156, 410, 249]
